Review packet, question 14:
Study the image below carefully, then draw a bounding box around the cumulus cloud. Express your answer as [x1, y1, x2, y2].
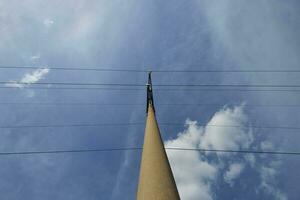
[166, 123, 217, 200]
[200, 105, 253, 152]
[166, 105, 286, 200]
[5, 68, 50, 88]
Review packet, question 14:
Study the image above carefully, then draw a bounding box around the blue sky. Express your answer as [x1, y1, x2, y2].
[0, 0, 299, 199]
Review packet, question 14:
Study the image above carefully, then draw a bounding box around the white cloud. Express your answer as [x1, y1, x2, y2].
[224, 163, 244, 186]
[29, 55, 40, 62]
[259, 163, 287, 200]
[165, 122, 217, 200]
[253, 150, 287, 200]
[5, 68, 50, 88]
[43, 18, 54, 28]
[166, 105, 250, 199]
[165, 105, 286, 200]
[244, 154, 256, 167]
[200, 105, 253, 152]
[22, 68, 49, 83]
[260, 140, 274, 151]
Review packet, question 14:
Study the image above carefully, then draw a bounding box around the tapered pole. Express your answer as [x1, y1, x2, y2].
[136, 72, 180, 200]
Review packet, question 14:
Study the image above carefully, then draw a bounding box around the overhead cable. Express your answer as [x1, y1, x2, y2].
[0, 147, 299, 156]
[2, 81, 300, 88]
[0, 86, 299, 92]
[0, 122, 299, 130]
[0, 66, 299, 73]
[0, 102, 299, 107]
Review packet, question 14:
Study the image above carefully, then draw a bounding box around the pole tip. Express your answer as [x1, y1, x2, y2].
[146, 70, 154, 113]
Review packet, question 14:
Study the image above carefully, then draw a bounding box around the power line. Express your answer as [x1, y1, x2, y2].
[165, 147, 300, 155]
[154, 69, 300, 73]
[1, 102, 300, 107]
[0, 122, 299, 130]
[2, 81, 300, 88]
[0, 86, 144, 90]
[163, 123, 300, 130]
[0, 66, 300, 73]
[1, 86, 300, 92]
[0, 147, 141, 156]
[0, 82, 144, 87]
[0, 86, 145, 91]
[0, 66, 147, 72]
[0, 147, 299, 156]
[154, 84, 300, 88]
[0, 122, 144, 129]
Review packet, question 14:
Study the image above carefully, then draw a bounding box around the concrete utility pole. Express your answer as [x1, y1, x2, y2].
[136, 72, 180, 200]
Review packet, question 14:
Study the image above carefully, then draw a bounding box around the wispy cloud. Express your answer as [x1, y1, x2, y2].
[224, 163, 244, 186]
[258, 156, 286, 200]
[43, 18, 54, 28]
[5, 68, 50, 88]
[29, 55, 41, 62]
